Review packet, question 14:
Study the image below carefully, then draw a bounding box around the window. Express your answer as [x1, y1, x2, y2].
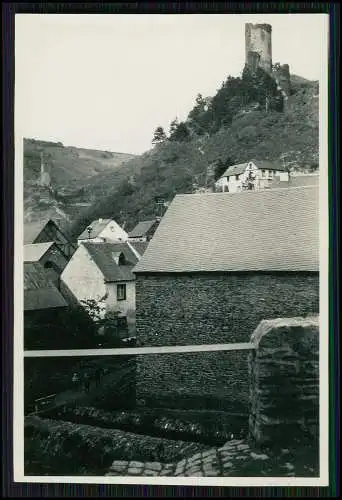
[117, 283, 126, 301]
[269, 170, 274, 178]
[235, 174, 239, 180]
[262, 169, 265, 176]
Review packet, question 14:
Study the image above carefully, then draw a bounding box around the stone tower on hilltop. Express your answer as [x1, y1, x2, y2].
[245, 23, 291, 100]
[245, 23, 272, 74]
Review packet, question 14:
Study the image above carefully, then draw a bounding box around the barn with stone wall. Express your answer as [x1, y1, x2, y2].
[133, 186, 319, 415]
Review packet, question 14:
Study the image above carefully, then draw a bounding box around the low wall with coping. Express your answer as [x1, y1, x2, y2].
[248, 316, 319, 446]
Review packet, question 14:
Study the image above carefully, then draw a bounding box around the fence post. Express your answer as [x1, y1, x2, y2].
[248, 316, 319, 447]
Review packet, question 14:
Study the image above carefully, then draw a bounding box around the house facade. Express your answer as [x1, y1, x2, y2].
[60, 241, 139, 329]
[128, 219, 160, 243]
[133, 187, 319, 414]
[215, 160, 289, 193]
[24, 241, 69, 287]
[24, 219, 77, 259]
[77, 218, 128, 245]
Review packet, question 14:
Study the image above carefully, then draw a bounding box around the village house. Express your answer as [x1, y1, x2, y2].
[269, 172, 319, 190]
[24, 219, 77, 259]
[133, 186, 319, 413]
[24, 262, 68, 349]
[60, 241, 141, 333]
[128, 219, 160, 242]
[215, 160, 289, 193]
[24, 241, 69, 288]
[77, 218, 128, 245]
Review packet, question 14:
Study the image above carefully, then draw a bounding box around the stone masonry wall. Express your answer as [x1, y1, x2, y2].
[248, 316, 319, 446]
[136, 350, 250, 414]
[135, 273, 319, 412]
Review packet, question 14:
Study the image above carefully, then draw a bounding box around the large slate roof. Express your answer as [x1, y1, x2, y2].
[133, 186, 319, 274]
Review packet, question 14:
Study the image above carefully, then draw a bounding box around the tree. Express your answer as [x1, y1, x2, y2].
[195, 93, 204, 106]
[169, 121, 190, 142]
[214, 156, 235, 181]
[169, 117, 179, 136]
[152, 126, 167, 145]
[80, 299, 127, 346]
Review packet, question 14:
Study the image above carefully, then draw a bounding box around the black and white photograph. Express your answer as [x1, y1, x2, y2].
[14, 12, 329, 485]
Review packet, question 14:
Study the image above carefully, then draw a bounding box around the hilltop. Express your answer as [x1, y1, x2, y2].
[24, 139, 137, 225]
[68, 72, 319, 239]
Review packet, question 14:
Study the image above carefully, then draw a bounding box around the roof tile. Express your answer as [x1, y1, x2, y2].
[133, 186, 319, 274]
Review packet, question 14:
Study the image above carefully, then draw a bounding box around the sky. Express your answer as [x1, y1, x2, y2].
[15, 13, 328, 155]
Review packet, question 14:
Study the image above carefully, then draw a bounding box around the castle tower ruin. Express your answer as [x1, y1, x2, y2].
[39, 152, 51, 188]
[245, 23, 291, 102]
[245, 23, 272, 74]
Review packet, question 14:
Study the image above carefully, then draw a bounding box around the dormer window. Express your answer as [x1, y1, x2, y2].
[112, 251, 126, 265]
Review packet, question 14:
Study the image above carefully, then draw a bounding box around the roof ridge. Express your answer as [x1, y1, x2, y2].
[175, 184, 318, 199]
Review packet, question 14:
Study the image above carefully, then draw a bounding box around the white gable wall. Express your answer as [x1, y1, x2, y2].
[99, 220, 128, 243]
[61, 243, 137, 322]
[77, 220, 128, 245]
[60, 244, 107, 317]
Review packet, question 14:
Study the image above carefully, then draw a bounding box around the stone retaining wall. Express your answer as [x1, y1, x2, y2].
[248, 316, 319, 446]
[136, 350, 250, 414]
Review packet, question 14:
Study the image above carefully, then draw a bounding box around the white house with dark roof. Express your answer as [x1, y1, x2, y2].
[133, 186, 319, 413]
[215, 160, 289, 193]
[61, 241, 140, 329]
[128, 219, 160, 242]
[77, 218, 128, 245]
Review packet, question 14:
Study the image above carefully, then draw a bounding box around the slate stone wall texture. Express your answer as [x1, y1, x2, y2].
[135, 273, 319, 413]
[248, 316, 319, 446]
